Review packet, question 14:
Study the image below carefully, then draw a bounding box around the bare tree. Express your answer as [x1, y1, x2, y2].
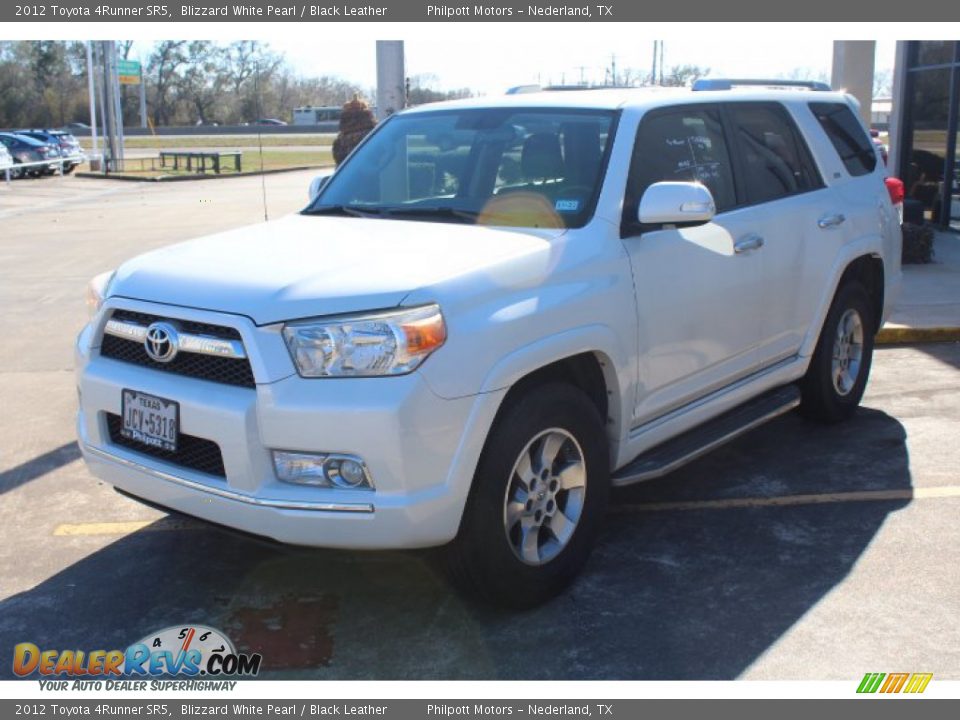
[660, 65, 710, 87]
[147, 41, 189, 126]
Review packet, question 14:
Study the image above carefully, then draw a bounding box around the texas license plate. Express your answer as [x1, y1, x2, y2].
[121, 389, 179, 452]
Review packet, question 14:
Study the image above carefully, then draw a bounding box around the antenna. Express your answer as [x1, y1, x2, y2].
[254, 62, 269, 222]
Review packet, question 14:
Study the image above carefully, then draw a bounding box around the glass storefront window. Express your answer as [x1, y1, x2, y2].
[905, 67, 952, 222]
[915, 41, 957, 68]
[952, 128, 960, 231]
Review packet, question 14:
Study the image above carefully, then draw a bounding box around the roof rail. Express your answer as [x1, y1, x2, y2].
[692, 78, 832, 92]
[505, 84, 542, 95]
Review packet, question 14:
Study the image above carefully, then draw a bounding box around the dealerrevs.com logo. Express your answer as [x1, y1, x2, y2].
[13, 625, 262, 683]
[857, 672, 933, 694]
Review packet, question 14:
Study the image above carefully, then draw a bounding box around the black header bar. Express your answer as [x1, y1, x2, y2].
[3, 0, 958, 22]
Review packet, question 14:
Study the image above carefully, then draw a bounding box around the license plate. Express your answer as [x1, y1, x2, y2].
[121, 389, 179, 452]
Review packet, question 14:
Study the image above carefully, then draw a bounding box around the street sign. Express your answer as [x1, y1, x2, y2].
[117, 59, 141, 85]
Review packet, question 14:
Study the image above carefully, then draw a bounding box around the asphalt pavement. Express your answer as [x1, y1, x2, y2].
[0, 174, 958, 680]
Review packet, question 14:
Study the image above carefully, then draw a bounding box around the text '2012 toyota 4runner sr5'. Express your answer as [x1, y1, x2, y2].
[77, 79, 902, 607]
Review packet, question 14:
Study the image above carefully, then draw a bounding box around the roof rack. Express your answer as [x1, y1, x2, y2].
[692, 78, 831, 92]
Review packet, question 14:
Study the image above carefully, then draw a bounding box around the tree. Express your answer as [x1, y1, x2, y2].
[177, 42, 224, 124]
[147, 41, 189, 126]
[661, 65, 710, 88]
[407, 73, 473, 106]
[873, 68, 892, 98]
[779, 67, 830, 84]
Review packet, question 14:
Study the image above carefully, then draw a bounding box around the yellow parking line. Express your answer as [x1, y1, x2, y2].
[52, 486, 960, 535]
[611, 485, 960, 514]
[53, 517, 203, 536]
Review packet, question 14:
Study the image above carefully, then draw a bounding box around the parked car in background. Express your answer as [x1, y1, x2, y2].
[0, 143, 13, 174]
[65, 122, 91, 132]
[0, 132, 59, 177]
[869, 129, 889, 166]
[254, 118, 288, 126]
[19, 129, 85, 173]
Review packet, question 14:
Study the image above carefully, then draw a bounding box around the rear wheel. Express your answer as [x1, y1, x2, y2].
[801, 281, 875, 423]
[445, 382, 610, 608]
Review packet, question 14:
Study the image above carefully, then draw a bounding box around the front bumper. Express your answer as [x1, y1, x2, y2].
[76, 300, 504, 549]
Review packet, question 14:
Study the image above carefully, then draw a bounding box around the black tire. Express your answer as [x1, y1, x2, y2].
[801, 281, 875, 423]
[445, 382, 610, 608]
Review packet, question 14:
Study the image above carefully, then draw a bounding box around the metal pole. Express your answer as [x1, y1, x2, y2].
[99, 41, 116, 172]
[111, 42, 125, 166]
[86, 41, 99, 158]
[139, 61, 147, 129]
[375, 41, 405, 121]
[651, 41, 657, 86]
[659, 41, 664, 85]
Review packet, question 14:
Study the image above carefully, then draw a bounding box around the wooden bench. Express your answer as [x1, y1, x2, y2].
[159, 150, 242, 174]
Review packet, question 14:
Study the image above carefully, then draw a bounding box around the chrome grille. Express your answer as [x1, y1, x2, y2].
[99, 310, 256, 388]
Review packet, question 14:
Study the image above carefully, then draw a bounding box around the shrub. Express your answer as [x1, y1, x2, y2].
[332, 95, 376, 166]
[901, 223, 935, 264]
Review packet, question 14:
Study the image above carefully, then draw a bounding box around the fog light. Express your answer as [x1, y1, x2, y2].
[272, 451, 373, 489]
[327, 457, 367, 488]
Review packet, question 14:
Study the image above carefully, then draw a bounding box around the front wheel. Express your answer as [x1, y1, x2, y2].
[801, 281, 875, 423]
[445, 382, 610, 608]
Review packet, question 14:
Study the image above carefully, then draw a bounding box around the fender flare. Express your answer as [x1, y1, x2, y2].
[799, 234, 886, 358]
[477, 323, 632, 444]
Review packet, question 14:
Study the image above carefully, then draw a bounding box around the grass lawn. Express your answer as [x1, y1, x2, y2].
[79, 134, 336, 150]
[96, 149, 333, 178]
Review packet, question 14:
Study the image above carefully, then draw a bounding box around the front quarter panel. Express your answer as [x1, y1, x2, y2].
[407, 224, 637, 444]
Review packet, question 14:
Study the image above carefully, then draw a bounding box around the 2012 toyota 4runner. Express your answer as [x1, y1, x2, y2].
[77, 81, 902, 607]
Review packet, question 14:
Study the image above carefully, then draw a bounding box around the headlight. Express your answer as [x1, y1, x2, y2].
[282, 304, 446, 377]
[85, 270, 116, 319]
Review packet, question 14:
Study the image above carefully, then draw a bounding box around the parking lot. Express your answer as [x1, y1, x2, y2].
[1, 173, 958, 680]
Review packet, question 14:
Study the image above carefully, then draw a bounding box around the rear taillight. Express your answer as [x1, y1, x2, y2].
[885, 177, 904, 205]
[885, 177, 904, 224]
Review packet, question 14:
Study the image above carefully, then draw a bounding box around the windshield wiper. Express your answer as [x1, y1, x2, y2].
[379, 206, 480, 224]
[302, 205, 379, 218]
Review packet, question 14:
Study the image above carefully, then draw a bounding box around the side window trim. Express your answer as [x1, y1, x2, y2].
[723, 101, 826, 208]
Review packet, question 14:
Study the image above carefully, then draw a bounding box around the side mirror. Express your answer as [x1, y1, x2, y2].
[638, 181, 716, 226]
[308, 171, 334, 201]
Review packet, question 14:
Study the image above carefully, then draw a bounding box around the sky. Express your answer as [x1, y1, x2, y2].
[120, 28, 898, 98]
[279, 34, 897, 96]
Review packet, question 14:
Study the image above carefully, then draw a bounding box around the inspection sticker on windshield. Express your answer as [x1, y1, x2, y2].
[555, 199, 580, 212]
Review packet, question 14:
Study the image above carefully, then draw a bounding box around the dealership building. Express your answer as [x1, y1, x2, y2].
[888, 40, 960, 231]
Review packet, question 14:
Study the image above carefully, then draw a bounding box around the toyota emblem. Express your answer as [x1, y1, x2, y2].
[144, 322, 179, 363]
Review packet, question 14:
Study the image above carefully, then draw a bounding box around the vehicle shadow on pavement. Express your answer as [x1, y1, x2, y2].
[0, 441, 80, 495]
[0, 408, 911, 680]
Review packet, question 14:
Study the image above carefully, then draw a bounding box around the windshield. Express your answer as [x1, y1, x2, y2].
[305, 107, 617, 229]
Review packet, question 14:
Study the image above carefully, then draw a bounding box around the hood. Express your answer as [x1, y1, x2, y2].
[110, 214, 562, 325]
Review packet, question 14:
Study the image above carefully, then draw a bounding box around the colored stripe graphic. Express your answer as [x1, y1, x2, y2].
[880, 672, 910, 693]
[857, 672, 933, 694]
[857, 672, 885, 693]
[904, 673, 933, 694]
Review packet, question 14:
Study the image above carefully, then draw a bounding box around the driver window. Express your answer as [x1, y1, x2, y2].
[622, 107, 736, 233]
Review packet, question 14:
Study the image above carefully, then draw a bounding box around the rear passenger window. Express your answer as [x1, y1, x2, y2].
[728, 104, 823, 204]
[623, 107, 737, 230]
[809, 101, 878, 177]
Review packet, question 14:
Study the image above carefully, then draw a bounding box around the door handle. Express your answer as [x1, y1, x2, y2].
[818, 213, 846, 229]
[734, 234, 764, 254]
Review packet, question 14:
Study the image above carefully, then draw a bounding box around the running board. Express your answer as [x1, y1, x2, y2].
[611, 385, 801, 487]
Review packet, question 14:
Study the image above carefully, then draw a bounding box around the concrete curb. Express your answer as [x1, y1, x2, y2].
[876, 326, 960, 345]
[75, 164, 330, 182]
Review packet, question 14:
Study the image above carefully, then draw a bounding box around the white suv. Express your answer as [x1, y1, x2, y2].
[77, 82, 901, 607]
